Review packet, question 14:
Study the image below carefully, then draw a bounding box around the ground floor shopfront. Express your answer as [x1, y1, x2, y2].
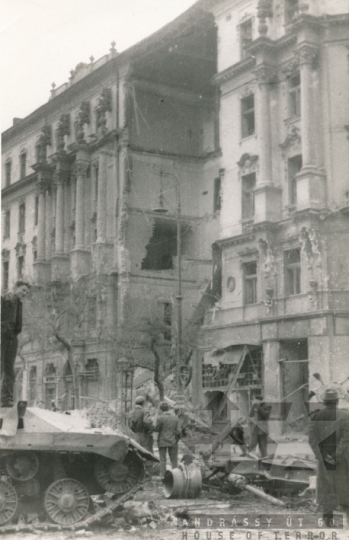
[192, 311, 349, 438]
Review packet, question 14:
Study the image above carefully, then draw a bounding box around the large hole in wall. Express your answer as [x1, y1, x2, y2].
[141, 218, 193, 271]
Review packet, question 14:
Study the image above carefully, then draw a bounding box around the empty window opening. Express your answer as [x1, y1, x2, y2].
[243, 261, 257, 305]
[289, 72, 301, 117]
[35, 196, 39, 226]
[19, 203, 26, 233]
[213, 177, 222, 212]
[288, 155, 302, 206]
[20, 152, 27, 180]
[142, 220, 179, 271]
[17, 255, 25, 280]
[280, 339, 308, 434]
[2, 261, 9, 291]
[4, 210, 10, 239]
[240, 19, 252, 60]
[285, 248, 301, 295]
[5, 160, 12, 187]
[241, 94, 255, 138]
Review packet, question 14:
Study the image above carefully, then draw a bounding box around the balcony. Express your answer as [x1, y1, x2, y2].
[204, 290, 349, 327]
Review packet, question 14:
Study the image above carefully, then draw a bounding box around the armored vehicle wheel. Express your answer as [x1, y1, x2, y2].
[94, 450, 144, 494]
[0, 480, 18, 525]
[7, 451, 39, 481]
[44, 478, 90, 525]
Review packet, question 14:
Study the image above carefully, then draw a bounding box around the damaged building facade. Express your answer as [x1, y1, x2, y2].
[194, 0, 349, 434]
[1, 5, 221, 409]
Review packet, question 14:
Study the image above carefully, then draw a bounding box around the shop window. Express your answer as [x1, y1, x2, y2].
[288, 155, 302, 206]
[5, 160, 12, 187]
[285, 248, 301, 295]
[213, 177, 222, 212]
[241, 94, 255, 138]
[240, 19, 252, 60]
[20, 151, 27, 179]
[2, 261, 9, 291]
[289, 72, 301, 117]
[241, 173, 256, 219]
[243, 261, 257, 305]
[4, 210, 10, 239]
[285, 0, 299, 23]
[35, 196, 39, 226]
[142, 220, 177, 271]
[19, 202, 26, 233]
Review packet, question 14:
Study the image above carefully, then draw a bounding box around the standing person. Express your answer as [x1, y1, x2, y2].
[128, 395, 154, 453]
[248, 394, 272, 457]
[1, 281, 30, 408]
[308, 388, 349, 526]
[154, 401, 180, 480]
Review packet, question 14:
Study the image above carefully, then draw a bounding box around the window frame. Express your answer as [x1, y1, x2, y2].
[288, 72, 301, 117]
[5, 160, 12, 187]
[243, 260, 258, 305]
[287, 155, 302, 207]
[284, 248, 301, 296]
[213, 177, 222, 213]
[241, 94, 255, 139]
[34, 196, 39, 226]
[240, 18, 252, 60]
[17, 254, 25, 280]
[19, 202, 26, 233]
[4, 209, 10, 239]
[2, 260, 9, 291]
[19, 151, 27, 180]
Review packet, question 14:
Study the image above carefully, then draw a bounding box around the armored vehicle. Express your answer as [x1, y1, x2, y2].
[0, 402, 155, 528]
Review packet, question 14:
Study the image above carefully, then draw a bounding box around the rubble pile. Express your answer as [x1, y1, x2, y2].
[81, 401, 133, 436]
[102, 500, 177, 531]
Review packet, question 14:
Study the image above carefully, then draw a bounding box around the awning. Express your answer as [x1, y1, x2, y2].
[204, 346, 246, 366]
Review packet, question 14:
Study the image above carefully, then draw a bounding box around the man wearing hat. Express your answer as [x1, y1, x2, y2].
[308, 388, 349, 526]
[248, 394, 272, 457]
[129, 396, 154, 453]
[154, 401, 181, 480]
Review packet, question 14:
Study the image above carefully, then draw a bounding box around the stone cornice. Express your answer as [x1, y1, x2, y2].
[212, 57, 256, 85]
[216, 231, 255, 248]
[1, 172, 37, 197]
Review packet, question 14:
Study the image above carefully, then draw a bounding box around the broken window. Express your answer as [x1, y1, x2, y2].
[288, 155, 302, 206]
[288, 72, 301, 117]
[241, 94, 255, 138]
[240, 19, 252, 60]
[241, 172, 256, 219]
[142, 220, 177, 271]
[243, 261, 257, 305]
[285, 248, 301, 295]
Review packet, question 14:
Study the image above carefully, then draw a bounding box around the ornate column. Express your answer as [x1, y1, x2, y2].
[295, 43, 325, 209]
[71, 147, 91, 279]
[32, 163, 52, 283]
[74, 152, 89, 248]
[97, 151, 107, 242]
[51, 159, 70, 280]
[253, 64, 282, 222]
[45, 187, 52, 260]
[37, 183, 46, 260]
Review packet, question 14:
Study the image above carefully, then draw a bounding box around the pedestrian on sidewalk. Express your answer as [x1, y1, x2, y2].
[248, 394, 272, 457]
[308, 388, 349, 526]
[128, 395, 154, 453]
[154, 401, 181, 480]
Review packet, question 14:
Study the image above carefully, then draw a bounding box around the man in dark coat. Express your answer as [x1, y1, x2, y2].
[308, 388, 349, 525]
[248, 394, 272, 457]
[1, 281, 30, 407]
[154, 401, 180, 479]
[128, 395, 154, 453]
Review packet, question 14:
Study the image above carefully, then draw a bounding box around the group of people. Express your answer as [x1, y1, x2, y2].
[128, 395, 183, 479]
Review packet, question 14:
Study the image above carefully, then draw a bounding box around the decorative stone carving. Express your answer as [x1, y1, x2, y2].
[15, 241, 26, 257]
[56, 114, 70, 153]
[239, 84, 254, 98]
[282, 57, 300, 77]
[254, 64, 277, 84]
[237, 153, 259, 176]
[258, 238, 276, 277]
[2, 248, 10, 260]
[299, 227, 322, 283]
[280, 123, 301, 151]
[257, 0, 273, 36]
[295, 44, 318, 67]
[74, 160, 89, 177]
[96, 88, 112, 137]
[227, 276, 236, 292]
[74, 101, 91, 143]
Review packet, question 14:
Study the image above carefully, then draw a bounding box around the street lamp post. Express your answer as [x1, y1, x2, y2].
[154, 172, 183, 394]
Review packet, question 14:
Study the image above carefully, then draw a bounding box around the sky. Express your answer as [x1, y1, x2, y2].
[0, 0, 198, 132]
